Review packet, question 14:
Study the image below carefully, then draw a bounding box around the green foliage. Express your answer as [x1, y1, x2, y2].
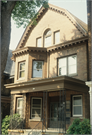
[11, 0, 49, 28]
[66, 118, 91, 134]
[1, 114, 23, 135]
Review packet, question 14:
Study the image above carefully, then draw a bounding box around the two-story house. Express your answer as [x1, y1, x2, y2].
[6, 3, 90, 135]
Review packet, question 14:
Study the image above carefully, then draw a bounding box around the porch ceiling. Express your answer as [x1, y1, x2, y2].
[5, 76, 89, 94]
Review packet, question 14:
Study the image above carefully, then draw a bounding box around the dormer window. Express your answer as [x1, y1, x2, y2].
[44, 29, 51, 47]
[19, 62, 25, 79]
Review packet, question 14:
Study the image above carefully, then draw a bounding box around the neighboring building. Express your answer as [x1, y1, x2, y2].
[1, 50, 15, 120]
[85, 0, 92, 134]
[6, 4, 90, 135]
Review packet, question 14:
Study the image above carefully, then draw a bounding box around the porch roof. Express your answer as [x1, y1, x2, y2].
[5, 76, 89, 94]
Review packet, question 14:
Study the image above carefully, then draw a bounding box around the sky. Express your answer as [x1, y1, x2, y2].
[9, 0, 87, 50]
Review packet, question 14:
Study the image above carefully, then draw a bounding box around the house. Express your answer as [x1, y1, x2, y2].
[5, 3, 90, 135]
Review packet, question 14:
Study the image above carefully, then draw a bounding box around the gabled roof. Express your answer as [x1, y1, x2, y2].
[16, 3, 88, 50]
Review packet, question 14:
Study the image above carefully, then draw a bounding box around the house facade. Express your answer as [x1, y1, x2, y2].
[5, 4, 90, 135]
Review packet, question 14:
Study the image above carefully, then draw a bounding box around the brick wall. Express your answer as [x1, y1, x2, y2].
[49, 42, 88, 81]
[25, 90, 90, 130]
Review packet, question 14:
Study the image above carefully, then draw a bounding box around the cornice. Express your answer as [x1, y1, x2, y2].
[5, 76, 87, 89]
[11, 36, 88, 60]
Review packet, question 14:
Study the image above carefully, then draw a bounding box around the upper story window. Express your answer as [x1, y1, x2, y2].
[58, 55, 77, 76]
[37, 37, 42, 47]
[54, 31, 60, 44]
[19, 62, 25, 79]
[33, 61, 43, 78]
[16, 98, 23, 117]
[72, 95, 82, 116]
[44, 29, 52, 47]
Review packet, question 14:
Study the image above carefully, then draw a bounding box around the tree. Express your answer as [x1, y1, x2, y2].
[1, 0, 48, 79]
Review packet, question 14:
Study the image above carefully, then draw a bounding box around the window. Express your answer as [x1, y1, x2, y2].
[31, 98, 42, 119]
[72, 95, 82, 116]
[37, 37, 42, 47]
[54, 31, 60, 44]
[33, 61, 43, 78]
[44, 29, 51, 47]
[16, 98, 23, 117]
[19, 62, 25, 79]
[58, 55, 77, 76]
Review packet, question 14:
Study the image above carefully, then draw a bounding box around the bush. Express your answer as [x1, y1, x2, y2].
[66, 118, 91, 134]
[1, 114, 23, 135]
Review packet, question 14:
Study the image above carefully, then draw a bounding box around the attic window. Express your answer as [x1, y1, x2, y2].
[54, 31, 60, 44]
[44, 29, 52, 47]
[37, 37, 42, 47]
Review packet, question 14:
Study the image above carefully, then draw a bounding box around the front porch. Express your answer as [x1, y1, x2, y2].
[6, 76, 90, 134]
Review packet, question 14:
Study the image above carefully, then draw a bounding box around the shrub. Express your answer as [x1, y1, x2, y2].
[1, 114, 23, 135]
[66, 118, 91, 134]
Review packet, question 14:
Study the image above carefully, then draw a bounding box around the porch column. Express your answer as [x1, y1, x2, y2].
[85, 81, 92, 134]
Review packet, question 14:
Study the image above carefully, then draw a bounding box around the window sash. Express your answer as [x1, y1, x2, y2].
[72, 96, 82, 116]
[31, 98, 42, 119]
[33, 61, 43, 78]
[19, 62, 25, 78]
[58, 55, 77, 76]
[37, 38, 42, 47]
[17, 98, 23, 117]
[54, 31, 60, 44]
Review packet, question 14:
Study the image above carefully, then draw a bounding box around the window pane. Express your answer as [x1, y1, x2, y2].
[45, 36, 51, 47]
[68, 56, 77, 74]
[69, 65, 76, 74]
[33, 61, 43, 78]
[32, 109, 41, 115]
[74, 106, 82, 115]
[20, 63, 25, 70]
[32, 114, 41, 118]
[17, 109, 23, 116]
[33, 99, 41, 104]
[33, 69, 42, 78]
[18, 99, 23, 107]
[59, 58, 67, 75]
[37, 38, 42, 47]
[55, 31, 60, 44]
[33, 61, 42, 69]
[73, 97, 82, 105]
[20, 71, 25, 78]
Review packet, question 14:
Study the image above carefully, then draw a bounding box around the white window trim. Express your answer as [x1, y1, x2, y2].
[31, 97, 42, 120]
[32, 61, 43, 78]
[18, 61, 25, 80]
[58, 55, 77, 76]
[72, 95, 82, 117]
